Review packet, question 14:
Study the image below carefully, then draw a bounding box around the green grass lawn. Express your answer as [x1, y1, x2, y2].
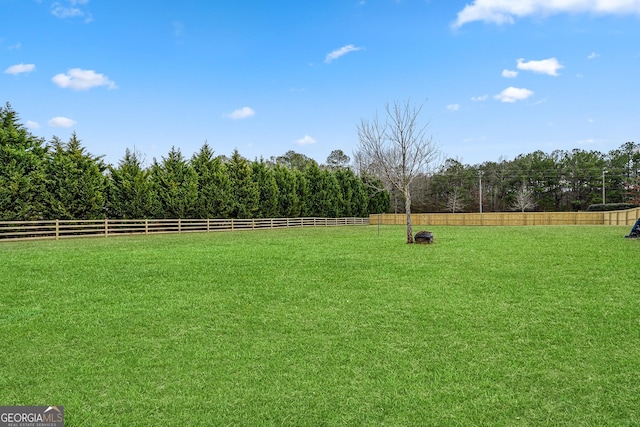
[1, 225, 639, 426]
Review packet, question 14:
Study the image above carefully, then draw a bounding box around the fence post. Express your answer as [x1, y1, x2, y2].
[207, 218, 210, 232]
[55, 219, 59, 240]
[105, 218, 108, 237]
[145, 219, 148, 235]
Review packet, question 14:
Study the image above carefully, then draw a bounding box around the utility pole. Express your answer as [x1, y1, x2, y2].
[479, 171, 483, 213]
[602, 169, 607, 204]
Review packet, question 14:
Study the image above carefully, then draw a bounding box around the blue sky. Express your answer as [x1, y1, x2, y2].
[2, 0, 639, 166]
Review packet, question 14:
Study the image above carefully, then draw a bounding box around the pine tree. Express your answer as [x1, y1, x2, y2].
[44, 133, 108, 220]
[252, 159, 279, 218]
[321, 169, 343, 217]
[226, 149, 259, 218]
[295, 169, 309, 216]
[106, 148, 156, 219]
[351, 173, 370, 217]
[336, 168, 369, 217]
[191, 142, 233, 218]
[335, 169, 354, 217]
[304, 162, 324, 216]
[362, 175, 391, 214]
[150, 147, 198, 218]
[273, 164, 300, 217]
[0, 103, 48, 220]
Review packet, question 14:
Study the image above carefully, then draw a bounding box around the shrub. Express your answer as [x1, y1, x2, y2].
[587, 203, 638, 211]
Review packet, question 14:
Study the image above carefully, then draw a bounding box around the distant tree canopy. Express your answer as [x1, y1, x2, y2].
[410, 147, 639, 213]
[0, 102, 389, 220]
[3, 102, 639, 220]
[361, 145, 640, 214]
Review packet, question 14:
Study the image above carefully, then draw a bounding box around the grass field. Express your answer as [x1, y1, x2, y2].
[1, 225, 639, 426]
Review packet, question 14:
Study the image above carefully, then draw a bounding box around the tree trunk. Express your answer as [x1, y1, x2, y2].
[405, 191, 413, 244]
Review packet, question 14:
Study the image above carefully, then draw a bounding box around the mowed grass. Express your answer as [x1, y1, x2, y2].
[1, 225, 639, 426]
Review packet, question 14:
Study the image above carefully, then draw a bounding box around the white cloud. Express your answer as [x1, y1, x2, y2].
[471, 95, 489, 102]
[48, 116, 77, 128]
[52, 68, 117, 90]
[51, 3, 83, 18]
[325, 44, 363, 63]
[4, 63, 36, 75]
[226, 107, 255, 119]
[517, 58, 563, 76]
[453, 0, 640, 28]
[25, 120, 40, 129]
[447, 104, 460, 112]
[494, 87, 534, 103]
[295, 135, 317, 146]
[587, 52, 599, 59]
[51, 0, 92, 22]
[502, 69, 518, 78]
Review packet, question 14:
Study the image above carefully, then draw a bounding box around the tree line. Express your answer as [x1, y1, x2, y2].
[361, 143, 640, 214]
[0, 103, 390, 221]
[352, 99, 638, 245]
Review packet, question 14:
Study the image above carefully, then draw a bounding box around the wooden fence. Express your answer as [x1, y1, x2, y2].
[0, 217, 369, 242]
[370, 207, 640, 227]
[3, 208, 637, 241]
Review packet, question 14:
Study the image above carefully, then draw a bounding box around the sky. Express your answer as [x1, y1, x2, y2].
[2, 0, 640, 167]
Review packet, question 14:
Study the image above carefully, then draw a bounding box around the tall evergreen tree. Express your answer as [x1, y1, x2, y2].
[338, 168, 369, 217]
[106, 148, 156, 219]
[362, 175, 390, 214]
[304, 162, 324, 216]
[191, 143, 232, 218]
[45, 133, 107, 220]
[251, 159, 279, 218]
[335, 169, 354, 217]
[273, 164, 300, 217]
[150, 146, 198, 218]
[294, 169, 309, 217]
[303, 164, 343, 217]
[0, 103, 48, 220]
[321, 169, 343, 217]
[226, 149, 259, 218]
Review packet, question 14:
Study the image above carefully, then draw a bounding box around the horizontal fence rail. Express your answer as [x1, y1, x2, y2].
[370, 207, 640, 227]
[0, 217, 369, 242]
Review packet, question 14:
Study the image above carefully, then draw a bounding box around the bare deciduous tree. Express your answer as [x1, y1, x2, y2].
[446, 187, 465, 213]
[512, 185, 536, 212]
[356, 100, 441, 243]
